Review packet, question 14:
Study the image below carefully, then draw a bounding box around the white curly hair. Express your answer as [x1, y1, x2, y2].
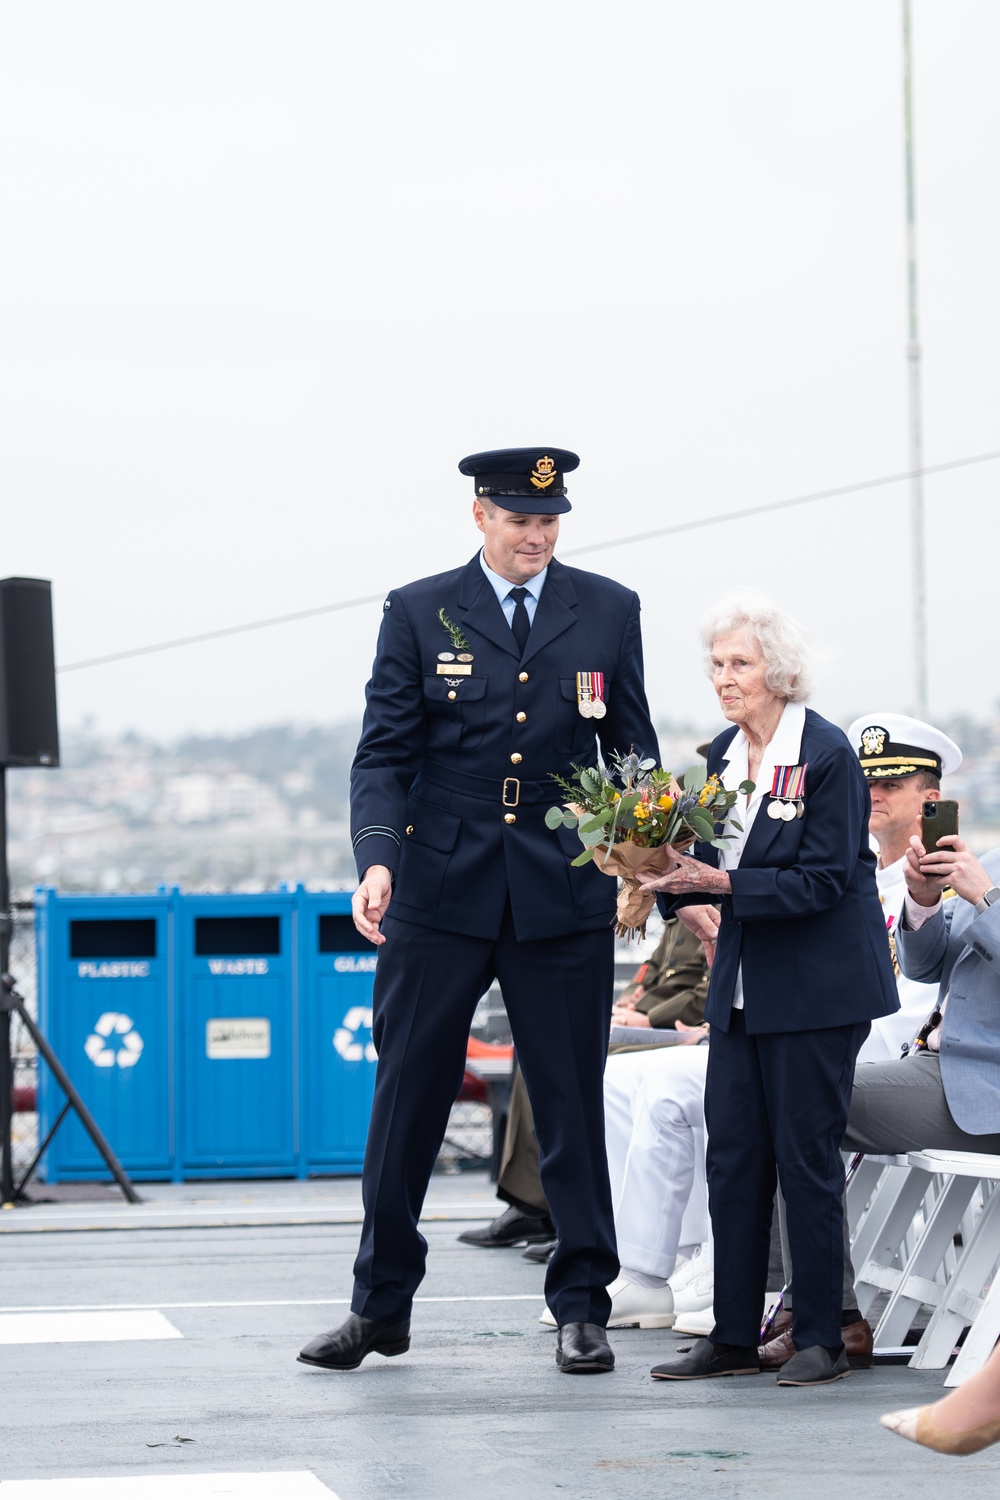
[700, 593, 816, 703]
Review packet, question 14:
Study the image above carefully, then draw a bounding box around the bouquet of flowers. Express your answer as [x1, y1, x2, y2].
[545, 750, 753, 937]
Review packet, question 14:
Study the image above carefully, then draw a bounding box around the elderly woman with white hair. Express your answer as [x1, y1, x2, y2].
[640, 595, 898, 1388]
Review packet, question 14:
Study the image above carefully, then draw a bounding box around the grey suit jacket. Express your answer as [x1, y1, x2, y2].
[896, 848, 1000, 1134]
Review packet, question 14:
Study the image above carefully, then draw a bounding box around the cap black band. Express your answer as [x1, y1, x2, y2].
[474, 472, 567, 499]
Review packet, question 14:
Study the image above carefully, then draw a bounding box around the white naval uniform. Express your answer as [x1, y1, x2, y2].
[859, 856, 939, 1062]
[603, 1042, 710, 1281]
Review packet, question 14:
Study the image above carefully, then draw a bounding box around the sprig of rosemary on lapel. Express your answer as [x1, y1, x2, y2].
[437, 608, 471, 653]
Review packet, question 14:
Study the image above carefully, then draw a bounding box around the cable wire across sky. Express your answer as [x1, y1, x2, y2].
[56, 446, 1000, 673]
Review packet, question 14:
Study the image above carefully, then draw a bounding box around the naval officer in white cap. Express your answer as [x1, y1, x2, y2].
[846, 712, 962, 1062]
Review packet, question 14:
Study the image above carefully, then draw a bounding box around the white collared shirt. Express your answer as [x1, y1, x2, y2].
[718, 699, 807, 1010]
[479, 550, 548, 629]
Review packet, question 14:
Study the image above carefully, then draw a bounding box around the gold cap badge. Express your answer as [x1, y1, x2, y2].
[530, 455, 556, 490]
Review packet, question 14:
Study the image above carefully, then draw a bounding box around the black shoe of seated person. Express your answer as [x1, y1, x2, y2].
[457, 1205, 555, 1248]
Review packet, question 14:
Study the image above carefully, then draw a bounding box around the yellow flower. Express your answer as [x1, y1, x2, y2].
[657, 794, 674, 810]
[634, 803, 650, 822]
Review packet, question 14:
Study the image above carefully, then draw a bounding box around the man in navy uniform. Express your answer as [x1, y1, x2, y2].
[298, 447, 659, 1376]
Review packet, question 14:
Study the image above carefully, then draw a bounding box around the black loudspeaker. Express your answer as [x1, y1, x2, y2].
[0, 577, 60, 768]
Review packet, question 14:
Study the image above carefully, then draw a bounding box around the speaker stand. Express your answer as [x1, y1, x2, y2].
[0, 767, 140, 1206]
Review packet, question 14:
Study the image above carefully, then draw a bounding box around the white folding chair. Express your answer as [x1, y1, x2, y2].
[902, 1150, 1000, 1382]
[850, 1155, 944, 1331]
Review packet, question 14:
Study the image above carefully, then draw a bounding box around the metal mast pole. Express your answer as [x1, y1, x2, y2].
[903, 0, 929, 718]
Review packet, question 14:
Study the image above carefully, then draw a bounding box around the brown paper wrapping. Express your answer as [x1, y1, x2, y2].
[591, 835, 696, 939]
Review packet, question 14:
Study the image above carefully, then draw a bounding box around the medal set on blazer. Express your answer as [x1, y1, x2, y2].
[767, 763, 808, 821]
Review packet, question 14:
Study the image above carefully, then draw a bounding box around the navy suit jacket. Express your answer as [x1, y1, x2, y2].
[351, 553, 660, 943]
[678, 708, 899, 1034]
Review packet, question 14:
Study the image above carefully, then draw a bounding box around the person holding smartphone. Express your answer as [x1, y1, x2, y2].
[842, 713, 1000, 1161]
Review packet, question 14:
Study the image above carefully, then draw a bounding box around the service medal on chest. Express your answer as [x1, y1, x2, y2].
[767, 763, 808, 823]
[576, 671, 606, 720]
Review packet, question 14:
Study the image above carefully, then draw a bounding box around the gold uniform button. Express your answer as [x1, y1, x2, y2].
[510, 753, 522, 765]
[447, 690, 457, 700]
[516, 711, 527, 723]
[518, 671, 529, 683]
[406, 825, 414, 835]
[504, 813, 517, 825]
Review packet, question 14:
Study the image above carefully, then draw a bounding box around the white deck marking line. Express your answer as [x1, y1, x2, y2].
[0, 1203, 491, 1219]
[0, 1311, 183, 1344]
[0, 1473, 337, 1498]
[0, 1294, 544, 1313]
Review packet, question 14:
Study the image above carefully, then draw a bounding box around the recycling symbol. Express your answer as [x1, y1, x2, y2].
[84, 1012, 145, 1069]
[333, 1006, 377, 1063]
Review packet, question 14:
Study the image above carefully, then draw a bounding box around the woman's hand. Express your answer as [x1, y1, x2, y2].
[636, 853, 731, 898]
[676, 903, 721, 968]
[905, 834, 993, 909]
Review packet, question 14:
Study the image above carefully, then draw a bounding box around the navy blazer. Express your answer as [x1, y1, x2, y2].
[351, 554, 660, 943]
[678, 708, 899, 1034]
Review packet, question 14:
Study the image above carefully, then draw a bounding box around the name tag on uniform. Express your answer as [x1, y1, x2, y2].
[437, 663, 472, 675]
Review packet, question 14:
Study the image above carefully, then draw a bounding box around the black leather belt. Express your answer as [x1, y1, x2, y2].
[421, 763, 552, 807]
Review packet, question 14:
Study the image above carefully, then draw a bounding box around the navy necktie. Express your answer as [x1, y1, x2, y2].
[508, 587, 531, 655]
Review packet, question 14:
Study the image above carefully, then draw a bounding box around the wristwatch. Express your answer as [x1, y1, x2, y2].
[974, 887, 1000, 915]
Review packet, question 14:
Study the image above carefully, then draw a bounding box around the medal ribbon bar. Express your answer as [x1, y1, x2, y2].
[769, 763, 807, 800]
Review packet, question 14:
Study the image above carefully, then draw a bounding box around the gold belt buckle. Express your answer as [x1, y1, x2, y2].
[502, 777, 520, 807]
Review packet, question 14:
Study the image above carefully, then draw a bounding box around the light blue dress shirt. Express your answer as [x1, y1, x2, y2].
[479, 550, 548, 630]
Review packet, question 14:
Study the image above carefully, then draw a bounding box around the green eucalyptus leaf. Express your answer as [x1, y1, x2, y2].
[562, 811, 580, 828]
[688, 813, 716, 840]
[544, 806, 567, 829]
[571, 848, 596, 867]
[580, 814, 610, 835]
[683, 764, 707, 794]
[739, 779, 755, 794]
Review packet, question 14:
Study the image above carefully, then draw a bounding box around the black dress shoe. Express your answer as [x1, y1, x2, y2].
[776, 1344, 850, 1386]
[651, 1337, 760, 1380]
[555, 1322, 615, 1374]
[457, 1205, 555, 1248]
[297, 1312, 411, 1371]
[522, 1238, 557, 1264]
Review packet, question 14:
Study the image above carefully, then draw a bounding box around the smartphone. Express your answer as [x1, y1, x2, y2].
[921, 798, 959, 856]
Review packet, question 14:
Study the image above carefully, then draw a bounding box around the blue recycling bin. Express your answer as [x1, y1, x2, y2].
[175, 892, 298, 1176]
[300, 891, 378, 1174]
[35, 888, 175, 1181]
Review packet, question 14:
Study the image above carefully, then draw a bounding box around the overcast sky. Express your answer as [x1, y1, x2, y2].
[2, 1, 998, 746]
